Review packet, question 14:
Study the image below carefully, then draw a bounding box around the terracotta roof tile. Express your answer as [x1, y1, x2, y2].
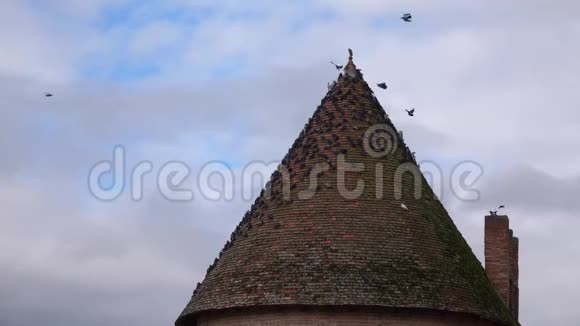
[176, 53, 515, 325]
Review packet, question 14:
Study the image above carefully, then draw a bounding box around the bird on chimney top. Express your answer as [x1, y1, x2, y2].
[490, 205, 505, 216]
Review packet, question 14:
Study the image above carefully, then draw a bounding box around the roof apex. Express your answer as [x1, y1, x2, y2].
[344, 48, 359, 78]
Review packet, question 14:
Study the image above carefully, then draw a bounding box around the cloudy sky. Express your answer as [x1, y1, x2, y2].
[1, 0, 579, 325]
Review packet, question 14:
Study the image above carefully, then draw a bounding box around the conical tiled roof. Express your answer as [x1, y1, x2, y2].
[176, 51, 514, 325]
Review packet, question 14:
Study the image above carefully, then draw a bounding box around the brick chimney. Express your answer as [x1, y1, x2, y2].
[510, 234, 519, 320]
[485, 215, 519, 321]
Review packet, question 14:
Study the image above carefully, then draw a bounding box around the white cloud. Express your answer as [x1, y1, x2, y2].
[127, 21, 184, 55]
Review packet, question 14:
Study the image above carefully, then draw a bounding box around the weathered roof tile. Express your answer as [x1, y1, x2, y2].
[176, 52, 515, 326]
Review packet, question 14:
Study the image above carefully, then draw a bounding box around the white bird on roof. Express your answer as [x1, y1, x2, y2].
[401, 203, 409, 211]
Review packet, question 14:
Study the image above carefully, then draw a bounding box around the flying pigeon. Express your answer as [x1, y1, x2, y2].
[498, 205, 505, 210]
[330, 61, 343, 70]
[401, 13, 412, 22]
[44, 93, 53, 97]
[377, 82, 388, 89]
[405, 108, 415, 116]
[401, 203, 409, 211]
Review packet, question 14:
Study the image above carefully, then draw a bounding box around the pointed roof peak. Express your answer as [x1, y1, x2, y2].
[344, 48, 359, 78]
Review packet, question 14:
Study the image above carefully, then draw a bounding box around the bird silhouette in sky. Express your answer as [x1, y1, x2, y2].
[377, 82, 387, 89]
[401, 13, 412, 22]
[330, 61, 343, 70]
[406, 108, 415, 116]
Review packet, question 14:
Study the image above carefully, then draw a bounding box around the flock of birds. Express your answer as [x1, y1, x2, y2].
[44, 14, 415, 100]
[329, 12, 506, 216]
[45, 11, 504, 216]
[330, 13, 417, 119]
[329, 63, 416, 118]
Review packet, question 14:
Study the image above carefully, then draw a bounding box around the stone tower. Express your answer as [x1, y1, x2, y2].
[176, 51, 518, 326]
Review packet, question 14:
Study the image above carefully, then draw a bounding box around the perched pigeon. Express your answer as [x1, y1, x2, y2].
[401, 203, 409, 211]
[330, 61, 343, 70]
[348, 48, 353, 57]
[45, 93, 53, 97]
[405, 108, 415, 116]
[377, 82, 388, 89]
[489, 205, 505, 215]
[401, 13, 412, 22]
